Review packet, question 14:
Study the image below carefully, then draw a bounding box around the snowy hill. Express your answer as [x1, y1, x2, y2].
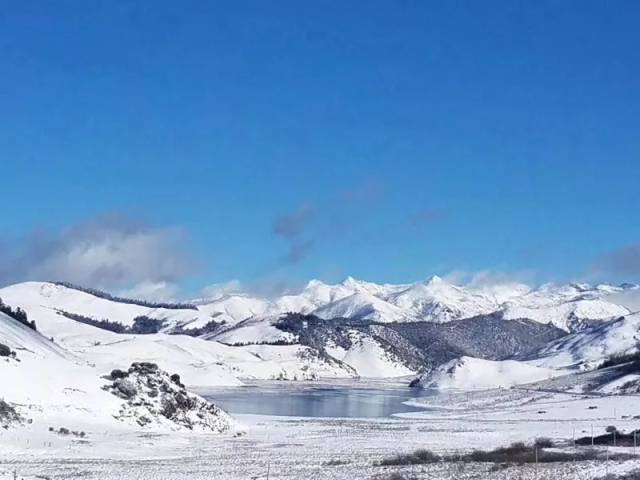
[501, 283, 630, 331]
[523, 312, 640, 370]
[313, 291, 411, 323]
[1, 278, 631, 338]
[416, 311, 640, 391]
[417, 356, 561, 389]
[0, 277, 636, 390]
[0, 312, 233, 433]
[0, 311, 123, 424]
[0, 283, 359, 385]
[386, 276, 499, 322]
[0, 281, 217, 332]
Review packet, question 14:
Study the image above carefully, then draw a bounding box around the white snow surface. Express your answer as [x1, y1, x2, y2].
[0, 312, 233, 433]
[0, 278, 637, 392]
[525, 312, 640, 370]
[1, 278, 632, 336]
[0, 282, 368, 385]
[419, 356, 563, 389]
[325, 329, 413, 377]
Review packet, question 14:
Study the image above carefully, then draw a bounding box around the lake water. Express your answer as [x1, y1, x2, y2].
[199, 380, 433, 418]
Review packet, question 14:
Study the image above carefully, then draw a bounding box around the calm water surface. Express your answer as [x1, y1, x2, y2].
[200, 380, 433, 418]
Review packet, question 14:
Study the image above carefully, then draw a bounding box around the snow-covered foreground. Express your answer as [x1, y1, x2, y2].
[2, 381, 640, 480]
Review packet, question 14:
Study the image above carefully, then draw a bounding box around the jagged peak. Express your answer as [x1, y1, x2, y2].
[423, 275, 449, 286]
[422, 275, 459, 291]
[341, 275, 367, 287]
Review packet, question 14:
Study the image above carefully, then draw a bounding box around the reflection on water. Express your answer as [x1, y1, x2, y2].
[200, 380, 433, 418]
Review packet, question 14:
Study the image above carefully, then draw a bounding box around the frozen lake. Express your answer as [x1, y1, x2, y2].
[199, 379, 434, 418]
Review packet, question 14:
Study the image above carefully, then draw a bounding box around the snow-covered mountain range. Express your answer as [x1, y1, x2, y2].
[0, 277, 638, 392]
[4, 276, 629, 334]
[198, 276, 633, 332]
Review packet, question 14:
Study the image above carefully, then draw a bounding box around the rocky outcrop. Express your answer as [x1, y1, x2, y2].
[0, 343, 15, 358]
[103, 362, 233, 432]
[0, 399, 22, 428]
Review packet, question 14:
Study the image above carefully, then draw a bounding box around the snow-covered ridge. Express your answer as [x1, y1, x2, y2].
[418, 356, 562, 390]
[0, 277, 633, 338]
[523, 312, 640, 370]
[0, 312, 233, 433]
[1, 277, 639, 401]
[199, 276, 631, 330]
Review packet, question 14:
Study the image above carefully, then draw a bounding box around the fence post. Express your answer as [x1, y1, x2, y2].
[591, 424, 594, 447]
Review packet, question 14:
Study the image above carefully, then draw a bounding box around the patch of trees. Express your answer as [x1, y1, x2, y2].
[0, 298, 36, 331]
[57, 311, 165, 334]
[170, 319, 226, 337]
[129, 316, 165, 334]
[0, 399, 22, 427]
[598, 347, 640, 373]
[56, 310, 233, 337]
[52, 282, 197, 310]
[0, 343, 15, 358]
[223, 339, 296, 347]
[57, 310, 128, 333]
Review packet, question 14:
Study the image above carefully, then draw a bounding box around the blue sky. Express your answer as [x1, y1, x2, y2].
[1, 1, 639, 295]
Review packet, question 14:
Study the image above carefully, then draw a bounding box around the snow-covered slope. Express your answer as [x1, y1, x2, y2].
[313, 291, 411, 323]
[0, 277, 635, 388]
[0, 311, 122, 422]
[325, 329, 414, 377]
[0, 312, 233, 433]
[305, 277, 630, 329]
[418, 356, 561, 390]
[0, 281, 217, 331]
[524, 312, 640, 370]
[0, 283, 360, 385]
[501, 283, 630, 331]
[196, 294, 272, 326]
[415, 310, 640, 390]
[386, 276, 499, 323]
[2, 278, 631, 337]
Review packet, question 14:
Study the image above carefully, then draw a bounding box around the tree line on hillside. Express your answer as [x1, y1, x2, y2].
[56, 311, 165, 334]
[598, 347, 640, 374]
[52, 282, 198, 310]
[57, 310, 224, 337]
[0, 298, 36, 331]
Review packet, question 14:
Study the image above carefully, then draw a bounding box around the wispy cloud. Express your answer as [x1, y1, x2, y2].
[269, 179, 387, 267]
[443, 269, 535, 288]
[271, 203, 316, 265]
[272, 203, 315, 240]
[197, 280, 244, 300]
[118, 281, 181, 302]
[0, 213, 194, 291]
[284, 239, 315, 264]
[590, 243, 640, 282]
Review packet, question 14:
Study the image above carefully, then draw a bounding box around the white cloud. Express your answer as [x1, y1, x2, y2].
[0, 214, 194, 291]
[197, 280, 244, 300]
[443, 269, 535, 288]
[118, 281, 180, 302]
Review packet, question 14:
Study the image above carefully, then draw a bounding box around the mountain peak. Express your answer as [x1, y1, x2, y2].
[423, 275, 449, 287]
[304, 279, 328, 289]
[342, 276, 363, 287]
